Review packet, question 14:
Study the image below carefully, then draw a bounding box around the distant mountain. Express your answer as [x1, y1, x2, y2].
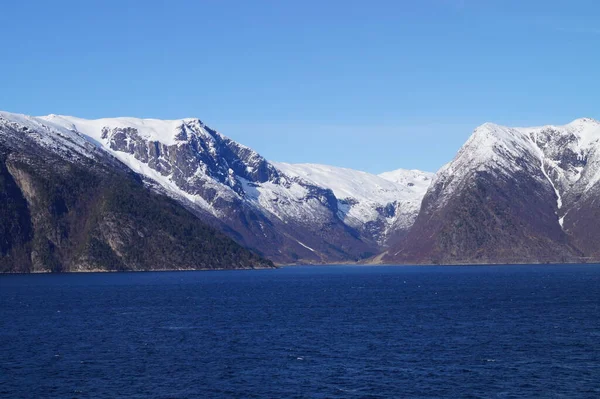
[0, 112, 273, 272]
[385, 118, 600, 264]
[273, 162, 433, 245]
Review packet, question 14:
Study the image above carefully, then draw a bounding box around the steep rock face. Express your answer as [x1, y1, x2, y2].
[0, 157, 33, 268]
[39, 115, 375, 264]
[386, 119, 600, 264]
[566, 182, 600, 259]
[0, 114, 273, 272]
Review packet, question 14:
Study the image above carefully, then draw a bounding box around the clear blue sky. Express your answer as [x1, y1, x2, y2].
[1, 0, 598, 173]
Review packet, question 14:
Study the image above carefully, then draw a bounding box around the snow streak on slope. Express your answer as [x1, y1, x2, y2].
[527, 131, 563, 224]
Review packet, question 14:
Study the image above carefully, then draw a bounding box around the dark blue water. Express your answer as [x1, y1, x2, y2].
[1, 265, 599, 398]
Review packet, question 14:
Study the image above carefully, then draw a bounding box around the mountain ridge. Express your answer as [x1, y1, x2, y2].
[2, 111, 433, 265]
[4, 110, 600, 269]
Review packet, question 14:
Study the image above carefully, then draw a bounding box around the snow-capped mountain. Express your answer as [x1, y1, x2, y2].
[4, 110, 600, 266]
[34, 114, 373, 263]
[386, 118, 600, 264]
[274, 162, 433, 244]
[0, 111, 433, 264]
[0, 112, 273, 272]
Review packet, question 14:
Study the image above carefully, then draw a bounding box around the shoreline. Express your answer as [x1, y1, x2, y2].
[0, 265, 278, 275]
[2, 262, 600, 274]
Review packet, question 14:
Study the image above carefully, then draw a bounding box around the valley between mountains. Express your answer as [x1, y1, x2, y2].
[2, 111, 600, 271]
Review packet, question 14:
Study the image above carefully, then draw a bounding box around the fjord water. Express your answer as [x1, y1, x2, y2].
[1, 266, 599, 398]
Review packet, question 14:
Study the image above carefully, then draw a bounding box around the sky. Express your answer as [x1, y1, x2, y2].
[1, 0, 599, 173]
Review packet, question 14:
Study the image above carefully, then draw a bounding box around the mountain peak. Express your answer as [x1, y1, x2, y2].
[477, 121, 505, 130]
[568, 117, 600, 126]
[472, 122, 519, 138]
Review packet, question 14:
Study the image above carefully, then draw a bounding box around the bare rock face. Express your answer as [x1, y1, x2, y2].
[0, 117, 273, 272]
[0, 157, 33, 269]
